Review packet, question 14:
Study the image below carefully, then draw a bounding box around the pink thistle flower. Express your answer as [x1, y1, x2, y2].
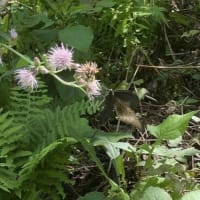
[47, 43, 73, 70]
[10, 28, 18, 40]
[76, 62, 99, 81]
[15, 69, 37, 91]
[86, 80, 101, 99]
[75, 62, 101, 99]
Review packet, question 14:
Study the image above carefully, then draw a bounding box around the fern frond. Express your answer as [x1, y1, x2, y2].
[0, 110, 29, 193]
[27, 99, 101, 152]
[12, 99, 102, 199]
[10, 79, 51, 124]
[67, 99, 102, 115]
[19, 139, 76, 200]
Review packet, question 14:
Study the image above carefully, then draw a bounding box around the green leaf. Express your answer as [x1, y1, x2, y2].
[170, 13, 191, 26]
[78, 137, 115, 185]
[109, 142, 136, 152]
[78, 191, 105, 200]
[93, 132, 132, 146]
[114, 155, 125, 182]
[152, 145, 199, 162]
[184, 98, 199, 104]
[141, 187, 172, 200]
[59, 25, 94, 52]
[31, 29, 58, 43]
[181, 30, 200, 38]
[107, 187, 130, 200]
[147, 111, 197, 140]
[92, 132, 133, 159]
[16, 58, 30, 68]
[104, 143, 120, 160]
[23, 14, 42, 28]
[181, 190, 200, 200]
[54, 71, 85, 104]
[96, 0, 116, 8]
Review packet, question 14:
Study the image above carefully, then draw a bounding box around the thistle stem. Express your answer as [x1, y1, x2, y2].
[48, 71, 87, 95]
[0, 43, 34, 65]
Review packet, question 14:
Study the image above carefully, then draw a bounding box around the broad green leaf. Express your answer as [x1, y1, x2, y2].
[92, 132, 132, 146]
[93, 132, 133, 160]
[78, 191, 105, 200]
[141, 187, 172, 200]
[110, 142, 136, 152]
[104, 143, 120, 160]
[147, 111, 197, 140]
[59, 25, 93, 52]
[54, 71, 85, 104]
[152, 145, 199, 163]
[23, 14, 42, 28]
[93, 132, 134, 160]
[96, 0, 116, 8]
[31, 29, 58, 42]
[181, 190, 200, 200]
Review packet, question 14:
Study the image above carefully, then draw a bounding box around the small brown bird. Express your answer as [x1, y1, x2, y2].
[114, 96, 142, 130]
[98, 90, 143, 130]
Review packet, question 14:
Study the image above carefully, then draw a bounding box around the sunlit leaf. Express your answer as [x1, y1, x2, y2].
[141, 187, 172, 200]
[152, 145, 199, 163]
[92, 132, 133, 160]
[147, 111, 197, 140]
[181, 30, 200, 38]
[181, 190, 200, 200]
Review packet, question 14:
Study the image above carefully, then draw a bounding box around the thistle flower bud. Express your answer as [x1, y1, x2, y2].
[34, 56, 41, 67]
[10, 28, 18, 40]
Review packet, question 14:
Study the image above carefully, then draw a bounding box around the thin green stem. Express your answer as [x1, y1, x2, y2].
[0, 43, 34, 65]
[49, 71, 87, 95]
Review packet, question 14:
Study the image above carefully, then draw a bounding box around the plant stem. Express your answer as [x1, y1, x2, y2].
[0, 43, 34, 65]
[49, 71, 87, 95]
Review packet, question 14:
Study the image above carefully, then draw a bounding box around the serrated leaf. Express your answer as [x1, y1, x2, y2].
[59, 25, 93, 52]
[147, 111, 197, 140]
[141, 187, 172, 200]
[153, 145, 199, 159]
